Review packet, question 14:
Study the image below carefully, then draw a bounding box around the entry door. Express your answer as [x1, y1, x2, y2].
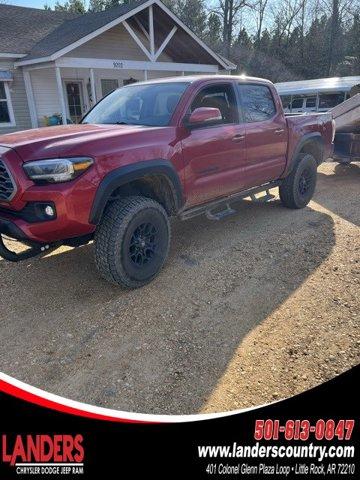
[237, 83, 287, 188]
[181, 83, 247, 208]
[64, 81, 85, 124]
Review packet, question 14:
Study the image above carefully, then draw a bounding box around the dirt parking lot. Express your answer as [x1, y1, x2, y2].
[0, 162, 359, 414]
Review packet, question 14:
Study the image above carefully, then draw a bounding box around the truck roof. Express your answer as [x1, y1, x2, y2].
[124, 74, 273, 87]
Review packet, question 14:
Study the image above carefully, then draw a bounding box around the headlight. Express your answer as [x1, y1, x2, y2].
[23, 157, 93, 183]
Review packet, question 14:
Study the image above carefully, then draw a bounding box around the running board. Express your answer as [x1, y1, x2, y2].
[250, 189, 276, 203]
[206, 203, 236, 221]
[179, 181, 281, 221]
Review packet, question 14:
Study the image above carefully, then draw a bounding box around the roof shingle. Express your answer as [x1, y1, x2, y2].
[0, 4, 78, 55]
[0, 0, 149, 60]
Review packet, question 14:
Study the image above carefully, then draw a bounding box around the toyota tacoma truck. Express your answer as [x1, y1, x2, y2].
[0, 75, 334, 288]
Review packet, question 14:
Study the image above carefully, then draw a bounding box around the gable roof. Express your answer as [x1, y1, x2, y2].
[22, 0, 151, 61]
[6, 0, 234, 70]
[0, 4, 78, 55]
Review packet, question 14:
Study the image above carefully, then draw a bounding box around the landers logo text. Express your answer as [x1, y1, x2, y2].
[2, 434, 84, 466]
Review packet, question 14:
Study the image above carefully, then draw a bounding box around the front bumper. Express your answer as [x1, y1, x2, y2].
[0, 215, 52, 262]
[0, 158, 97, 244]
[0, 216, 29, 242]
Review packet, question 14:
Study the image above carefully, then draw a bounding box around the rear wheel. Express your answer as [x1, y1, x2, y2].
[279, 153, 317, 209]
[94, 196, 170, 288]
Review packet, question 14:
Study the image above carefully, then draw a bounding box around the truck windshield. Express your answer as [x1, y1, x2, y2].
[82, 82, 189, 127]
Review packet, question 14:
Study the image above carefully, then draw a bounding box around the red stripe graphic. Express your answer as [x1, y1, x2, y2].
[0, 378, 157, 424]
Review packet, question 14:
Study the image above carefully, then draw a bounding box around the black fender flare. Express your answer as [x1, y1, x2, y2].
[283, 132, 324, 177]
[89, 160, 184, 225]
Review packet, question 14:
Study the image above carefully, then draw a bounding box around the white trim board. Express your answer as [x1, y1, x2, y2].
[123, 20, 153, 60]
[154, 26, 177, 61]
[15, 0, 232, 70]
[55, 57, 218, 73]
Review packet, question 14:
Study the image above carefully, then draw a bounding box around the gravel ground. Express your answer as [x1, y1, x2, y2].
[0, 162, 359, 414]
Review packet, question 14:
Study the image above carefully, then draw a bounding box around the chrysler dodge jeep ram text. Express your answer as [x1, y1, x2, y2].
[0, 76, 334, 287]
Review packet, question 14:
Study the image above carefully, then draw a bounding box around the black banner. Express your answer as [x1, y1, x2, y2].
[0, 366, 358, 479]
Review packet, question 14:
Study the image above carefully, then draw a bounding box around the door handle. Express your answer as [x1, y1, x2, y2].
[232, 134, 245, 142]
[274, 128, 284, 134]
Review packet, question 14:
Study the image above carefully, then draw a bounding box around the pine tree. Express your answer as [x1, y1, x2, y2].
[54, 0, 86, 13]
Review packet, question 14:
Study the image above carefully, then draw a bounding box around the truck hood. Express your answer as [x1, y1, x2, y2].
[0, 123, 155, 161]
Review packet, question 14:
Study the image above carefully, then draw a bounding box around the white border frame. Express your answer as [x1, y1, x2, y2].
[0, 372, 271, 423]
[0, 81, 16, 128]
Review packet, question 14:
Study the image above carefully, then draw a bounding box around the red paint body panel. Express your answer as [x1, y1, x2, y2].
[0, 75, 333, 245]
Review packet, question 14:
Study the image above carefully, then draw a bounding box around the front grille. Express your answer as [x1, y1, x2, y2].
[0, 160, 16, 201]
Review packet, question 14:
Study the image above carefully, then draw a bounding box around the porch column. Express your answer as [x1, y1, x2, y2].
[23, 70, 38, 128]
[55, 66, 67, 125]
[144, 70, 148, 81]
[90, 68, 97, 105]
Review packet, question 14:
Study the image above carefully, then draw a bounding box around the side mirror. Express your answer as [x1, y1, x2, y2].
[187, 107, 222, 127]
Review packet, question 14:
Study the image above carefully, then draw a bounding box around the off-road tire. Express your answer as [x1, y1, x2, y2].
[94, 196, 170, 288]
[279, 153, 317, 209]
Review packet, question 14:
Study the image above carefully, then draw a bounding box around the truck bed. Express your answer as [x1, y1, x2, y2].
[285, 112, 334, 163]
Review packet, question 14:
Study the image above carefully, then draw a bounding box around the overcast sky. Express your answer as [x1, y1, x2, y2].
[7, 0, 65, 8]
[6, 0, 260, 33]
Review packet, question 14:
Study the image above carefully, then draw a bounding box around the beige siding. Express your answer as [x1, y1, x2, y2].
[94, 68, 144, 99]
[65, 23, 172, 63]
[28, 66, 181, 127]
[30, 68, 60, 126]
[0, 60, 32, 135]
[87, 70, 182, 101]
[147, 70, 181, 80]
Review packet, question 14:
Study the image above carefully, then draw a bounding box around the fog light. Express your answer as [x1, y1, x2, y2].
[45, 205, 55, 217]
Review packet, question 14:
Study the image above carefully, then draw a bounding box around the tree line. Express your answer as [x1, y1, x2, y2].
[46, 0, 360, 82]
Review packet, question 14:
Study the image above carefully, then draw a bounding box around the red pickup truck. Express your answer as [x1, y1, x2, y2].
[0, 75, 334, 287]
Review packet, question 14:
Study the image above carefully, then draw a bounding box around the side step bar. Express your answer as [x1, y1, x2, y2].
[179, 180, 281, 221]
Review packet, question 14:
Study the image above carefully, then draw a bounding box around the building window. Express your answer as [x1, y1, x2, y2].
[0, 81, 15, 126]
[101, 79, 119, 97]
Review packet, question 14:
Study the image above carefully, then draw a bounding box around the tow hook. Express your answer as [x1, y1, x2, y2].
[0, 234, 56, 262]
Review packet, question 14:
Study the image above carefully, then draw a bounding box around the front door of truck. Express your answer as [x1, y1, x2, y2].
[237, 83, 287, 188]
[181, 82, 247, 208]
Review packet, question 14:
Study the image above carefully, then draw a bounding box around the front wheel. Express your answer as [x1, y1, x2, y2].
[94, 196, 170, 288]
[279, 153, 318, 209]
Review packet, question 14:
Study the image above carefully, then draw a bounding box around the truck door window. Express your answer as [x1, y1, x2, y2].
[238, 84, 276, 122]
[190, 84, 238, 125]
[280, 95, 291, 110]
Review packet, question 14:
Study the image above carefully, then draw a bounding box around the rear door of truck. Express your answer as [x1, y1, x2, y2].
[236, 83, 288, 188]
